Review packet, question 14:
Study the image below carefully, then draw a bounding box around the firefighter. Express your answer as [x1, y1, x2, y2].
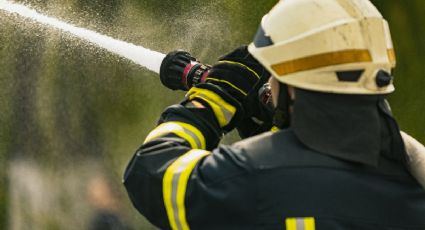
[123, 0, 425, 229]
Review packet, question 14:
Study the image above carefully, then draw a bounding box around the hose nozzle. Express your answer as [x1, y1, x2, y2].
[160, 50, 211, 91]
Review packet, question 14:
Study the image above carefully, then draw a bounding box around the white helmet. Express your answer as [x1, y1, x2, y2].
[248, 0, 396, 94]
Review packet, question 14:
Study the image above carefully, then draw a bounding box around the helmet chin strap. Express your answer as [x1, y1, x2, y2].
[273, 83, 293, 129]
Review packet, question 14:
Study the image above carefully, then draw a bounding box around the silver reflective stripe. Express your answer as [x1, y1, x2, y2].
[144, 122, 205, 149]
[185, 87, 237, 128]
[183, 128, 202, 149]
[296, 218, 305, 230]
[285, 217, 316, 230]
[220, 105, 234, 125]
[163, 149, 211, 230]
[196, 91, 234, 125]
[171, 170, 183, 230]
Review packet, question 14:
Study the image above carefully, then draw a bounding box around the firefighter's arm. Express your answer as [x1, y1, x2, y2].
[160, 46, 274, 138]
[123, 47, 261, 228]
[124, 132, 256, 229]
[401, 131, 425, 188]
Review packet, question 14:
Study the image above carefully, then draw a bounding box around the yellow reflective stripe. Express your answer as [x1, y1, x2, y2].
[144, 122, 206, 149]
[163, 150, 211, 230]
[285, 217, 315, 230]
[163, 158, 180, 230]
[387, 48, 396, 66]
[186, 87, 236, 127]
[179, 123, 206, 149]
[270, 126, 280, 133]
[195, 94, 234, 127]
[286, 218, 297, 230]
[206, 77, 248, 96]
[304, 217, 316, 230]
[272, 49, 372, 76]
[218, 60, 260, 79]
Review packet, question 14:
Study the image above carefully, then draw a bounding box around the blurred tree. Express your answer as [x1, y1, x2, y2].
[8, 25, 48, 159]
[0, 17, 15, 230]
[373, 0, 425, 142]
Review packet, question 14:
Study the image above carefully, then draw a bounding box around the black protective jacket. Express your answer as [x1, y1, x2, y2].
[124, 94, 425, 230]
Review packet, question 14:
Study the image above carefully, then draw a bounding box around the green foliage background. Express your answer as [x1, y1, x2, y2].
[0, 0, 424, 229]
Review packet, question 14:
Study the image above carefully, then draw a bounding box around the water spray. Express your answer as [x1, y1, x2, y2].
[0, 0, 275, 117]
[1, 0, 275, 119]
[0, 0, 213, 92]
[0, 0, 165, 74]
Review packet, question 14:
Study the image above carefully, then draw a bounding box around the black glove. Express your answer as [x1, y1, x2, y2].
[208, 46, 274, 137]
[186, 46, 273, 134]
[205, 46, 264, 102]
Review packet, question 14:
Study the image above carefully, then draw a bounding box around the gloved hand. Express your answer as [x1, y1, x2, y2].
[185, 46, 273, 134]
[400, 131, 425, 189]
[209, 46, 273, 137]
[205, 46, 264, 102]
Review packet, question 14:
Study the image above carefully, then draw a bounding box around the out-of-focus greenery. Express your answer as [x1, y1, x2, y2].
[373, 0, 425, 137]
[0, 0, 424, 229]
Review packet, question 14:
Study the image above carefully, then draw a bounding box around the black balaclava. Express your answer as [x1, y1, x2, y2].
[283, 87, 409, 167]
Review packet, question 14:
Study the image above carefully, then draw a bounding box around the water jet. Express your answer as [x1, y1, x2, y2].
[0, 0, 165, 73]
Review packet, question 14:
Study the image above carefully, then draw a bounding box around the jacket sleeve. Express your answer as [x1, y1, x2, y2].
[123, 103, 255, 229]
